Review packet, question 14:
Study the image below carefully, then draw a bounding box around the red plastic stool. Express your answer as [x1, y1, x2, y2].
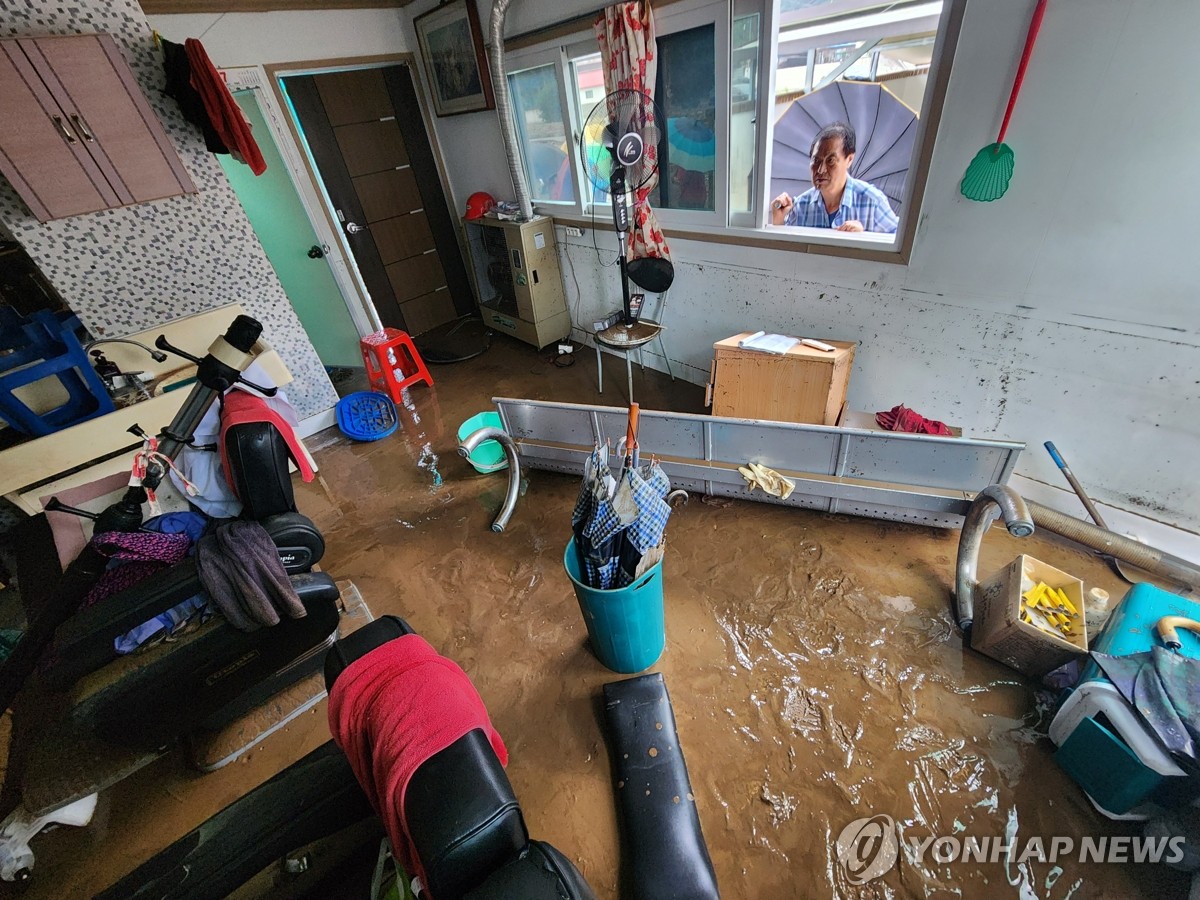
[359, 328, 434, 402]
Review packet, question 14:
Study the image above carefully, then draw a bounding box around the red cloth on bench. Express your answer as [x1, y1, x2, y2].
[875, 404, 953, 436]
[327, 634, 508, 891]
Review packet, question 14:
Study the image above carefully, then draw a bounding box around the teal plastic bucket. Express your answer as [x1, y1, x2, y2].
[457, 411, 509, 474]
[564, 538, 665, 674]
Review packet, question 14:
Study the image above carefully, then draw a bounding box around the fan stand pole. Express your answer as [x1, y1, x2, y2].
[618, 230, 634, 327]
[609, 166, 636, 328]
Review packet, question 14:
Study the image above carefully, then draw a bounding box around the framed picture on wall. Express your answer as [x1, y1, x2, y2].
[415, 0, 495, 117]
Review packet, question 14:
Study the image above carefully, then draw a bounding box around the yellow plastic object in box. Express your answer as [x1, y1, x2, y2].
[972, 554, 1088, 678]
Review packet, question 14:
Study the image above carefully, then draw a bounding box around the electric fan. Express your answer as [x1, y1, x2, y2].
[580, 89, 664, 333]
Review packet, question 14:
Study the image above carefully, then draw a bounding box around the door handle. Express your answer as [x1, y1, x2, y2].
[307, 245, 325, 259]
[70, 114, 95, 142]
[345, 221, 368, 235]
[52, 116, 77, 144]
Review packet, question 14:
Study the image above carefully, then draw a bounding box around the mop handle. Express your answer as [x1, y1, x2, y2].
[1044, 441, 1109, 529]
[997, 0, 1048, 145]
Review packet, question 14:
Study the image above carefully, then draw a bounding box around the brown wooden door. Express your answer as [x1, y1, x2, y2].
[284, 65, 473, 336]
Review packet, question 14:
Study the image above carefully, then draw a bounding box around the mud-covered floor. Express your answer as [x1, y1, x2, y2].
[6, 333, 1190, 898]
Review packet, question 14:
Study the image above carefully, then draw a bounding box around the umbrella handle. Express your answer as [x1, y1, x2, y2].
[1157, 616, 1200, 651]
[996, 0, 1048, 146]
[625, 403, 640, 468]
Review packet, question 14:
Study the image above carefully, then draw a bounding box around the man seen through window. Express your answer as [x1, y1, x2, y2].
[770, 123, 898, 234]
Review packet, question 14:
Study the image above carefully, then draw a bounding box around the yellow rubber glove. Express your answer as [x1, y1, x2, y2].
[739, 462, 795, 500]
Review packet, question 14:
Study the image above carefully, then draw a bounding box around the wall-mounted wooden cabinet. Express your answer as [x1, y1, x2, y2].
[0, 34, 196, 223]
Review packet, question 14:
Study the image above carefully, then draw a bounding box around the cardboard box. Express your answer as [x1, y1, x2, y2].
[707, 333, 855, 425]
[973, 555, 1088, 678]
[837, 407, 962, 437]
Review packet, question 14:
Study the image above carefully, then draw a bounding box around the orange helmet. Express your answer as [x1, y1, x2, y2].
[465, 191, 496, 220]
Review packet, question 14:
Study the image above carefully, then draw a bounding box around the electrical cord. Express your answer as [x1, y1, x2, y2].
[539, 338, 580, 369]
[591, 196, 620, 268]
[562, 238, 586, 330]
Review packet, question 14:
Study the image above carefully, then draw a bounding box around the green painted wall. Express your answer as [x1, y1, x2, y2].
[220, 93, 362, 368]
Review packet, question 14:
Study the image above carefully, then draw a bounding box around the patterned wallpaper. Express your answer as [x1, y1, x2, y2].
[0, 0, 338, 419]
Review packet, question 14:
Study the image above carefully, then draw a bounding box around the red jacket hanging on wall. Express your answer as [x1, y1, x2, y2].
[184, 38, 267, 175]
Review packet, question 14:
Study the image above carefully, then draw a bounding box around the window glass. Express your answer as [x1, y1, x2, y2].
[769, 0, 942, 233]
[506, 0, 959, 256]
[651, 23, 716, 212]
[508, 64, 575, 203]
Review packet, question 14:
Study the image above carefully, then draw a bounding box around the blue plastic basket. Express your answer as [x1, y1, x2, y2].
[336, 391, 398, 441]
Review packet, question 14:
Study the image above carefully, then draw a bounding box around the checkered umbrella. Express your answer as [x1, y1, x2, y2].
[571, 446, 672, 590]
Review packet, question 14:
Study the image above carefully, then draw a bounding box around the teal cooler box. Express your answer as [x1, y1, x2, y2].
[564, 539, 664, 674]
[1050, 583, 1200, 818]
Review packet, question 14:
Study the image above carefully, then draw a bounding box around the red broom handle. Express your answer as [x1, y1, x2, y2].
[996, 0, 1048, 145]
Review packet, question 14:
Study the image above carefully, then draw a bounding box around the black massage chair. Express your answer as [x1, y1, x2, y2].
[97, 615, 597, 900]
[1, 316, 342, 837]
[323, 616, 596, 899]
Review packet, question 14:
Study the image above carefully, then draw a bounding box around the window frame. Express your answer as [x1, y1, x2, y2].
[501, 0, 966, 265]
[564, 40, 607, 216]
[729, 0, 766, 228]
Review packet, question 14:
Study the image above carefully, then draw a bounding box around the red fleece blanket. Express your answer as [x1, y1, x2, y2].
[327, 634, 508, 891]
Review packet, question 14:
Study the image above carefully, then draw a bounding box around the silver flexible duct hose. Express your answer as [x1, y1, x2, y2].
[458, 427, 521, 533]
[1026, 499, 1200, 593]
[954, 485, 1035, 642]
[488, 0, 534, 220]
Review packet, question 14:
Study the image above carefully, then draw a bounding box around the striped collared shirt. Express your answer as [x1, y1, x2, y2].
[784, 177, 899, 234]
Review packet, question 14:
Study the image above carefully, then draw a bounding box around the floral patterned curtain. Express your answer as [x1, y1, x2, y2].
[593, 1, 672, 263]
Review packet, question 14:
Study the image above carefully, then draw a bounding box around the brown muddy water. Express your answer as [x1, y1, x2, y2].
[3, 336, 1188, 898]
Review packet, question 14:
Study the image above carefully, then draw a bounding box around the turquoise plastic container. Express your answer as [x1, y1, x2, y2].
[457, 411, 509, 474]
[1079, 583, 1200, 683]
[564, 538, 665, 674]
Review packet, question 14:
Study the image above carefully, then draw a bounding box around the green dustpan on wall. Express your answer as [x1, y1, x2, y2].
[961, 0, 1047, 202]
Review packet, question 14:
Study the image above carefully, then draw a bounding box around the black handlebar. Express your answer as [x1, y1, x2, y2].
[224, 314, 263, 353]
[154, 334, 202, 365]
[154, 330, 278, 398]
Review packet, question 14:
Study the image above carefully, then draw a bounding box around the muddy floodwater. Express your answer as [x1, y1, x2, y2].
[3, 337, 1187, 898]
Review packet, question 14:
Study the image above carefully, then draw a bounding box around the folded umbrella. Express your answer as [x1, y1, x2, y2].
[614, 462, 672, 589]
[573, 445, 628, 590]
[1093, 646, 1200, 763]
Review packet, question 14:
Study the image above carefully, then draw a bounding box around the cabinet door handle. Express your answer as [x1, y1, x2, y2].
[70, 114, 95, 142]
[52, 116, 77, 144]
